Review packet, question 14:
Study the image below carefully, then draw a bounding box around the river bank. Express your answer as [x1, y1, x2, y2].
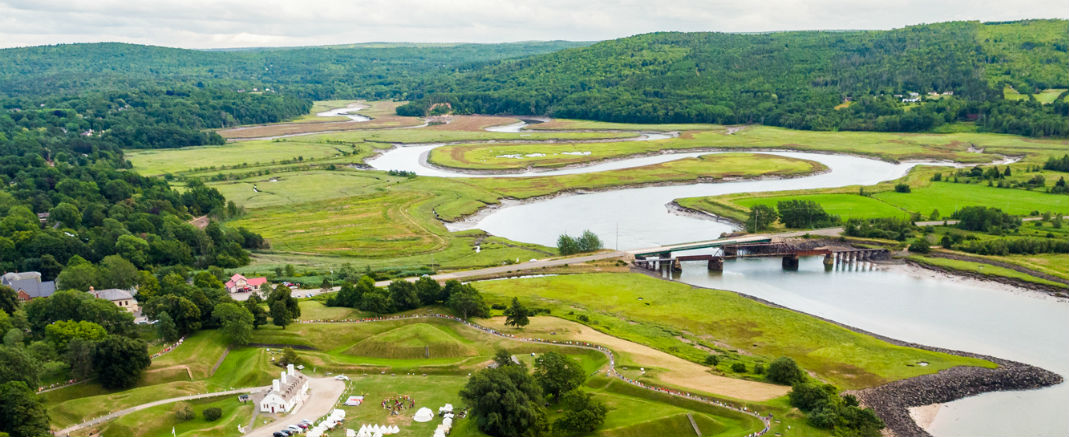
[697, 269, 1062, 437]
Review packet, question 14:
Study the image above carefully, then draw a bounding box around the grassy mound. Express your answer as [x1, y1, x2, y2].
[344, 323, 477, 359]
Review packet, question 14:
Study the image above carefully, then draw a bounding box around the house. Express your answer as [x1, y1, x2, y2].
[2, 272, 56, 301]
[260, 364, 309, 414]
[225, 274, 268, 293]
[89, 287, 140, 313]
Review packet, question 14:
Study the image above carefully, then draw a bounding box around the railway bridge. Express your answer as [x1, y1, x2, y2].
[631, 239, 889, 274]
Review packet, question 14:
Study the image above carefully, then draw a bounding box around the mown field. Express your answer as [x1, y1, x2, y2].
[907, 255, 1068, 289]
[474, 273, 994, 390]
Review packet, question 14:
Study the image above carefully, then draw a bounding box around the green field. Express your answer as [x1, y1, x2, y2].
[1002, 86, 1067, 104]
[872, 182, 1067, 217]
[474, 273, 994, 390]
[736, 194, 911, 221]
[75, 395, 255, 437]
[908, 255, 1068, 289]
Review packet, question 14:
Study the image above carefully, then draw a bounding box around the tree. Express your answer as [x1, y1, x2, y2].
[746, 204, 778, 232]
[270, 301, 292, 329]
[504, 297, 530, 328]
[0, 286, 17, 315]
[388, 280, 420, 311]
[557, 234, 579, 255]
[266, 286, 300, 319]
[776, 200, 839, 229]
[0, 346, 39, 388]
[243, 297, 268, 329]
[91, 335, 151, 389]
[767, 356, 805, 385]
[145, 295, 201, 335]
[115, 235, 150, 268]
[156, 311, 179, 342]
[908, 239, 931, 253]
[56, 263, 99, 291]
[552, 390, 607, 433]
[44, 320, 107, 350]
[577, 230, 602, 252]
[533, 351, 584, 400]
[0, 381, 52, 437]
[414, 276, 443, 305]
[447, 283, 489, 320]
[99, 255, 139, 289]
[66, 339, 94, 380]
[280, 348, 299, 366]
[212, 303, 253, 346]
[202, 407, 222, 421]
[460, 363, 547, 437]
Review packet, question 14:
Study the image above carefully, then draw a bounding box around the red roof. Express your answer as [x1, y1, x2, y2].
[247, 277, 268, 286]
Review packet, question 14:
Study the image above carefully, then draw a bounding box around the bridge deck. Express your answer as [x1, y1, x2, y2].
[631, 236, 773, 258]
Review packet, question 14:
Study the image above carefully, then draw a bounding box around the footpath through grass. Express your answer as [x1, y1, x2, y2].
[475, 273, 994, 390]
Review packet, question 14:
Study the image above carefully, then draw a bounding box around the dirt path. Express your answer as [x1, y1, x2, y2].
[481, 316, 788, 402]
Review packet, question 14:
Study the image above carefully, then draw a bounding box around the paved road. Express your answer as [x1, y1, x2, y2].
[55, 386, 269, 436]
[246, 377, 346, 437]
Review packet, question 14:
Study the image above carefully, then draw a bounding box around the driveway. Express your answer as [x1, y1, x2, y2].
[246, 377, 346, 437]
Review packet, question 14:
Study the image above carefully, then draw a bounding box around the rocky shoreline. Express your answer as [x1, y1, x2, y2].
[674, 265, 1063, 437]
[852, 355, 1062, 437]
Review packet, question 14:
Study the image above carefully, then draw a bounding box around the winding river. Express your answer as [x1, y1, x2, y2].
[366, 121, 1067, 436]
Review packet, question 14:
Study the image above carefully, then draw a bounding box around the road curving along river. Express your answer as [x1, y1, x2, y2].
[367, 123, 1065, 436]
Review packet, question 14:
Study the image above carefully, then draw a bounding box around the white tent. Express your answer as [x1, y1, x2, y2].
[413, 407, 435, 422]
[346, 429, 356, 437]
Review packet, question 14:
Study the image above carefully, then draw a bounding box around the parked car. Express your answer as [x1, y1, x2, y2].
[273, 432, 285, 437]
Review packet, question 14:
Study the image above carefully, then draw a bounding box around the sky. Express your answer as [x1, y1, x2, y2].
[0, 0, 1065, 49]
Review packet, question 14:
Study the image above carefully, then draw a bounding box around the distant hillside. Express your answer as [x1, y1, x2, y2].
[400, 20, 1068, 136]
[0, 41, 590, 99]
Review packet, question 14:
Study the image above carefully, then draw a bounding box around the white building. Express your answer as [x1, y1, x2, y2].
[260, 364, 309, 414]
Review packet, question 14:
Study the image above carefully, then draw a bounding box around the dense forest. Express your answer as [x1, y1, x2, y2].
[398, 20, 1068, 137]
[0, 41, 589, 100]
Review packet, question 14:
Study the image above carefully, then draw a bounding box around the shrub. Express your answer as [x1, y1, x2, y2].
[703, 354, 719, 366]
[754, 363, 765, 374]
[767, 357, 805, 385]
[894, 183, 911, 193]
[908, 239, 931, 253]
[203, 407, 222, 421]
[731, 362, 746, 373]
[175, 405, 195, 421]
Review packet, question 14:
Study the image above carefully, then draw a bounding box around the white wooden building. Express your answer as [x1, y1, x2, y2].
[260, 364, 309, 414]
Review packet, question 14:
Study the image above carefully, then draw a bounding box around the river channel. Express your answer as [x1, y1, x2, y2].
[366, 122, 1067, 436]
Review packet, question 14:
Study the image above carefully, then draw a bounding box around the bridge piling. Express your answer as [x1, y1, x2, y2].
[782, 254, 799, 271]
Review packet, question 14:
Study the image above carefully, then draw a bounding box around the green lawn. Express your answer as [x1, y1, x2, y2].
[874, 182, 1068, 217]
[74, 395, 254, 437]
[475, 273, 994, 390]
[735, 194, 910, 221]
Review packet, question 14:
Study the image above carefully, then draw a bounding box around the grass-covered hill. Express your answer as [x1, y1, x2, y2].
[400, 20, 1068, 136]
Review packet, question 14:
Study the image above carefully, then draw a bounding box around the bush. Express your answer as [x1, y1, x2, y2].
[175, 405, 195, 421]
[908, 239, 931, 253]
[731, 362, 746, 373]
[203, 407, 222, 421]
[754, 363, 765, 374]
[894, 183, 911, 193]
[703, 354, 719, 366]
[767, 357, 805, 385]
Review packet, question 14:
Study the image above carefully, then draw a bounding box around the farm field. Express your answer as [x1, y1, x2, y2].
[217, 101, 426, 139]
[872, 182, 1067, 217]
[71, 394, 256, 437]
[473, 273, 994, 390]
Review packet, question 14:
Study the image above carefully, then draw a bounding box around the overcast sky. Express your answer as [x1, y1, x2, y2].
[0, 0, 1065, 49]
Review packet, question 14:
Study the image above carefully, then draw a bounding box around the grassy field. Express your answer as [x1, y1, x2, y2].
[872, 182, 1068, 217]
[1003, 86, 1068, 104]
[736, 194, 911, 221]
[678, 164, 1068, 225]
[73, 394, 254, 437]
[908, 255, 1068, 289]
[1004, 253, 1069, 281]
[474, 273, 994, 390]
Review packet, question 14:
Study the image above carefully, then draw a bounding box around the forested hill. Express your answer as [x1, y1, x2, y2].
[0, 41, 590, 100]
[398, 20, 1069, 137]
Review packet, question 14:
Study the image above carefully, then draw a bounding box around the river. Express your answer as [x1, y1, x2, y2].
[366, 124, 1067, 436]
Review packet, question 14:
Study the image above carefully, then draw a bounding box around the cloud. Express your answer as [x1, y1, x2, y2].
[0, 0, 1065, 49]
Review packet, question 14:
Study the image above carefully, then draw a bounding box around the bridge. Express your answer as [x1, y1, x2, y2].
[631, 238, 889, 274]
